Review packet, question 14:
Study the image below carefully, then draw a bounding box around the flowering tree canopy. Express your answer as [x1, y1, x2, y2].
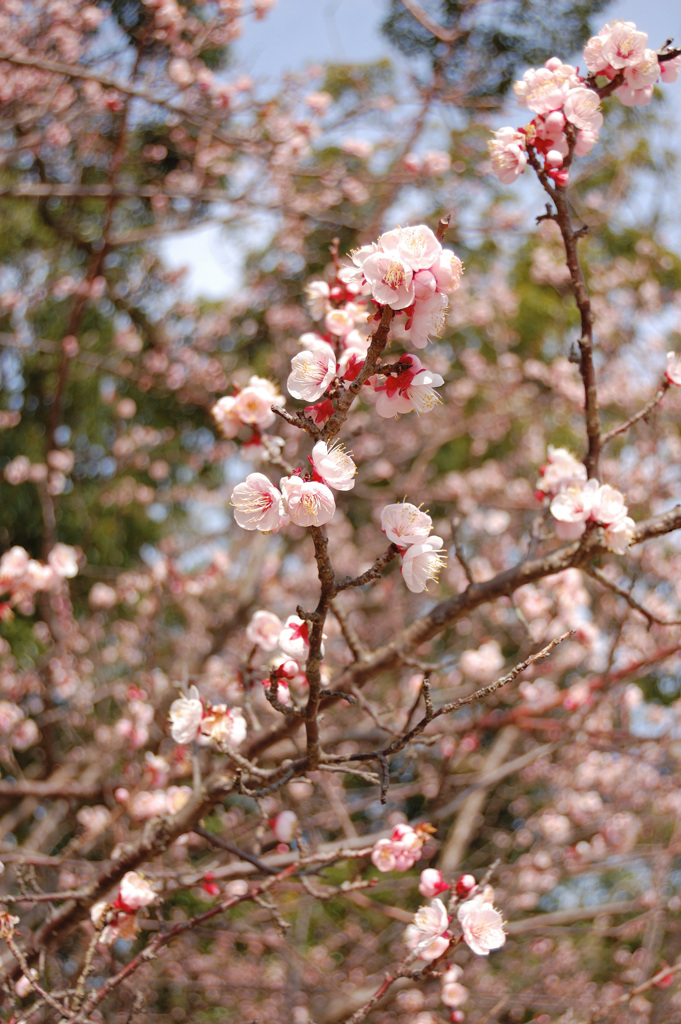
[2, 3, 681, 1024]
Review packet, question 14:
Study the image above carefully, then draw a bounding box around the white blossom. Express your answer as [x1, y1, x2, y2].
[168, 685, 203, 745]
[456, 886, 506, 956]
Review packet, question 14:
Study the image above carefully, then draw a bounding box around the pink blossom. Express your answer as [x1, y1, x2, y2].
[422, 150, 451, 175]
[271, 655, 301, 679]
[536, 446, 587, 498]
[200, 705, 247, 748]
[623, 49, 660, 90]
[280, 475, 335, 527]
[287, 341, 337, 402]
[550, 479, 597, 531]
[263, 676, 292, 705]
[371, 824, 427, 872]
[212, 395, 241, 437]
[616, 83, 654, 107]
[0, 546, 30, 582]
[459, 641, 504, 683]
[231, 473, 289, 533]
[375, 354, 444, 417]
[600, 21, 648, 69]
[362, 251, 415, 309]
[11, 718, 39, 751]
[246, 609, 284, 650]
[574, 129, 599, 157]
[379, 224, 442, 273]
[666, 351, 681, 385]
[404, 898, 451, 961]
[4, 456, 32, 485]
[233, 377, 282, 428]
[583, 28, 610, 74]
[168, 685, 203, 744]
[278, 614, 326, 659]
[430, 250, 464, 294]
[441, 964, 469, 1008]
[409, 293, 449, 349]
[456, 886, 506, 956]
[47, 543, 80, 579]
[166, 785, 192, 814]
[305, 399, 334, 426]
[324, 307, 354, 337]
[563, 87, 603, 133]
[304, 280, 330, 318]
[603, 515, 636, 554]
[418, 868, 449, 898]
[272, 810, 298, 842]
[371, 838, 397, 872]
[513, 65, 576, 114]
[589, 483, 628, 526]
[380, 502, 432, 546]
[89, 582, 117, 608]
[488, 127, 527, 184]
[661, 56, 681, 84]
[118, 872, 156, 911]
[310, 440, 356, 491]
[401, 536, 446, 593]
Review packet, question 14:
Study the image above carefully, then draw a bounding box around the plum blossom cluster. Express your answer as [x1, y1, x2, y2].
[246, 609, 328, 703]
[297, 274, 372, 425]
[211, 376, 283, 439]
[548, 476, 635, 554]
[370, 822, 434, 872]
[372, 353, 444, 419]
[535, 447, 635, 552]
[168, 685, 247, 749]
[90, 871, 156, 945]
[584, 21, 680, 105]
[380, 502, 447, 593]
[489, 21, 679, 187]
[0, 700, 40, 753]
[230, 441, 357, 533]
[0, 543, 81, 616]
[404, 878, 504, 970]
[535, 445, 587, 499]
[343, 224, 463, 348]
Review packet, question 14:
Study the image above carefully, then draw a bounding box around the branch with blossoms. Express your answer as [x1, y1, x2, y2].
[7, 9, 681, 1024]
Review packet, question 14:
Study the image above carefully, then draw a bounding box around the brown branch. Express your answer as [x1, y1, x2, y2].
[585, 566, 681, 628]
[0, 51, 244, 148]
[602, 381, 669, 445]
[322, 305, 395, 441]
[334, 544, 399, 593]
[398, 0, 469, 43]
[0, 778, 104, 800]
[330, 598, 367, 660]
[527, 145, 601, 477]
[246, 504, 681, 759]
[379, 630, 573, 758]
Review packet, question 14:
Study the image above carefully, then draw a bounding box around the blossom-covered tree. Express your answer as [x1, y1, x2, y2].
[2, 3, 681, 1023]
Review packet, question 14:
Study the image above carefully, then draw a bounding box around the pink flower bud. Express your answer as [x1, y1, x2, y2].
[202, 872, 221, 896]
[455, 873, 476, 897]
[545, 150, 564, 168]
[544, 110, 566, 132]
[418, 868, 449, 898]
[272, 810, 298, 843]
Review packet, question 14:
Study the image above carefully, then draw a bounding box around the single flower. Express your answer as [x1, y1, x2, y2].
[456, 886, 506, 956]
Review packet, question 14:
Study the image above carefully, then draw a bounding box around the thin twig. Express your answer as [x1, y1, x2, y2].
[601, 381, 669, 445]
[586, 566, 681, 628]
